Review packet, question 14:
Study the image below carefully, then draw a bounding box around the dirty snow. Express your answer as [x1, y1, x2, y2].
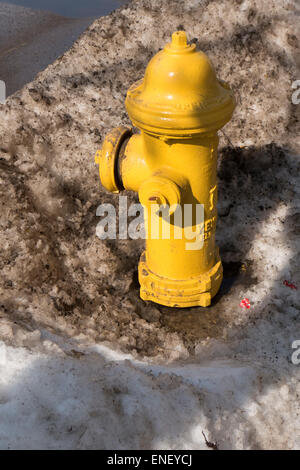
[0, 0, 299, 450]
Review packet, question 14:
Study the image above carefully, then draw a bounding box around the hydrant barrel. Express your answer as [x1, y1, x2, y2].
[95, 31, 235, 308]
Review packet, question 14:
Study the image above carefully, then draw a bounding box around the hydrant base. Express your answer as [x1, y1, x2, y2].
[138, 251, 223, 308]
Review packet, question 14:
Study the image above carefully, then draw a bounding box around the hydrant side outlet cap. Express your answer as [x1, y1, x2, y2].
[97, 126, 132, 193]
[125, 31, 235, 136]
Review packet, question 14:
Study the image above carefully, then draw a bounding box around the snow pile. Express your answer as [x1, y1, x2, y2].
[0, 0, 299, 449]
[0, 335, 299, 450]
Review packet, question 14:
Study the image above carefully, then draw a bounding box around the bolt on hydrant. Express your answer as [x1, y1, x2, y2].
[95, 31, 235, 307]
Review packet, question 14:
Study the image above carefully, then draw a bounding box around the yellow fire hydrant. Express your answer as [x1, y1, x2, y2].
[95, 31, 235, 307]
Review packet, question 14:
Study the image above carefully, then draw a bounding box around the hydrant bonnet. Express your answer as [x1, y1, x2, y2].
[125, 31, 235, 137]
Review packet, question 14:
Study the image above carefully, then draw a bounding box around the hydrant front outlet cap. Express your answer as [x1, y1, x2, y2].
[139, 175, 182, 216]
[95, 31, 236, 308]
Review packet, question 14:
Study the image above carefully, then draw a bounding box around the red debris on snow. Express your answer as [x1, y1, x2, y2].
[240, 298, 251, 309]
[283, 280, 297, 290]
